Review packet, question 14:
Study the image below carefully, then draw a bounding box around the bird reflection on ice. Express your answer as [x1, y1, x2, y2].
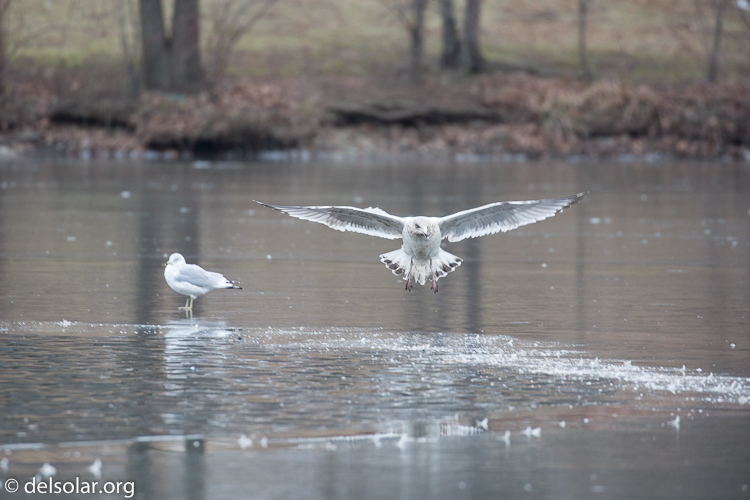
[161, 320, 239, 428]
[163, 320, 237, 376]
[164, 319, 237, 340]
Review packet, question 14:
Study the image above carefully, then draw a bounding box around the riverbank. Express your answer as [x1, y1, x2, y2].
[1, 73, 749, 161]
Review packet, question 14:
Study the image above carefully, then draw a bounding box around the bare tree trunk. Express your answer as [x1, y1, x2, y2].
[578, 0, 593, 80]
[407, 0, 428, 82]
[460, 0, 483, 74]
[439, 0, 459, 68]
[0, 0, 11, 95]
[172, 0, 202, 89]
[116, 0, 141, 98]
[139, 0, 202, 92]
[739, 8, 750, 71]
[139, 0, 169, 90]
[707, 0, 730, 82]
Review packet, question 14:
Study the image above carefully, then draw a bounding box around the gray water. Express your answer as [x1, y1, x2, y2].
[0, 158, 748, 499]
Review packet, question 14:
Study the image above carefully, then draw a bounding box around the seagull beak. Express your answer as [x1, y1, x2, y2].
[164, 262, 168, 267]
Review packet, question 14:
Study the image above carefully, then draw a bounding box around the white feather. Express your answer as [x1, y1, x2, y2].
[438, 193, 585, 243]
[254, 202, 404, 240]
[164, 253, 241, 299]
[257, 193, 584, 289]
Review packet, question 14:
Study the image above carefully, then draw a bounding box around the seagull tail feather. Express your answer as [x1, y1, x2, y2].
[380, 248, 410, 278]
[432, 249, 463, 279]
[224, 280, 242, 290]
[380, 248, 462, 285]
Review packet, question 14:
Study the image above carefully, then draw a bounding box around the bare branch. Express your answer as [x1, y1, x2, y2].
[376, 0, 414, 31]
[205, 0, 281, 81]
[5, 0, 81, 61]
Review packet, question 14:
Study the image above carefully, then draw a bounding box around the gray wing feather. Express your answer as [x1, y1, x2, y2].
[438, 193, 585, 242]
[176, 265, 228, 288]
[255, 201, 404, 240]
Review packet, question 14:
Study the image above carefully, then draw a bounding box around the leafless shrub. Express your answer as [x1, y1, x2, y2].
[666, 0, 748, 81]
[4, 0, 80, 61]
[204, 0, 280, 84]
[540, 81, 660, 151]
[0, 0, 80, 128]
[378, 0, 429, 82]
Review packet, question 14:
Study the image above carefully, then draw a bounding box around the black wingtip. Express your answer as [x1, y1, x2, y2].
[569, 192, 587, 205]
[254, 200, 285, 212]
[551, 192, 586, 215]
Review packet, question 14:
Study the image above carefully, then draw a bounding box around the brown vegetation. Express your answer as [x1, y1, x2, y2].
[315, 74, 750, 159]
[1, 71, 748, 160]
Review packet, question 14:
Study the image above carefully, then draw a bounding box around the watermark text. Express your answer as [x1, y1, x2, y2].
[3, 476, 135, 498]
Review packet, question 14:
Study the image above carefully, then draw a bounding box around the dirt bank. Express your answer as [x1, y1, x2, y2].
[1, 73, 749, 161]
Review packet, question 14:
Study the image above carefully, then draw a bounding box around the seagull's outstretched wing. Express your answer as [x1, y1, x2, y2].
[438, 192, 586, 242]
[255, 201, 405, 240]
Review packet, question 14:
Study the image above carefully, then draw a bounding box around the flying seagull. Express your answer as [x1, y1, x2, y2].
[164, 253, 242, 315]
[255, 193, 584, 292]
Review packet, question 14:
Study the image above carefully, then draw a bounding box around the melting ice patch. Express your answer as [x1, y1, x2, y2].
[4, 322, 748, 406]
[433, 337, 750, 404]
[273, 328, 750, 406]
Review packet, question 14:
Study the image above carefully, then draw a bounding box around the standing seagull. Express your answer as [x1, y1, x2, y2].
[164, 253, 242, 315]
[255, 193, 585, 292]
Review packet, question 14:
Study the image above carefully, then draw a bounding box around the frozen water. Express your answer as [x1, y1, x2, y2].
[0, 158, 748, 499]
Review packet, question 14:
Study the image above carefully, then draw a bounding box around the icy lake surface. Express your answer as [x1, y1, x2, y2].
[0, 158, 748, 499]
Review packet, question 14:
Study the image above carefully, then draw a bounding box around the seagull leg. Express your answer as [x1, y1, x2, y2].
[179, 296, 194, 317]
[179, 297, 191, 311]
[429, 258, 438, 293]
[405, 258, 414, 292]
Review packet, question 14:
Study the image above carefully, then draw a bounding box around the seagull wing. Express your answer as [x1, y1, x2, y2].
[438, 192, 585, 242]
[255, 201, 405, 240]
[175, 264, 228, 288]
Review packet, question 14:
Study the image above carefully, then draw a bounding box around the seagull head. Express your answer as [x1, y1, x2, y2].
[166, 253, 186, 267]
[408, 218, 438, 238]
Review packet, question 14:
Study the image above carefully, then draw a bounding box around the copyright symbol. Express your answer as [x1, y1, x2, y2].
[4, 478, 19, 493]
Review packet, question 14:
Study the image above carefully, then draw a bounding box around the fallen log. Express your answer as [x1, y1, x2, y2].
[327, 100, 498, 126]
